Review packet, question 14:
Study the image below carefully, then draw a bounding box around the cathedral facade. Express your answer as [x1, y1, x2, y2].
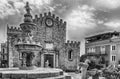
[5, 2, 80, 71]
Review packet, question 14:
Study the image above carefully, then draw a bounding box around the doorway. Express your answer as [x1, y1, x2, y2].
[44, 54, 54, 68]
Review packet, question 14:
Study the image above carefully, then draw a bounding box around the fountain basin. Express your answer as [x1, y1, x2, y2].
[15, 43, 42, 51]
[0, 68, 71, 79]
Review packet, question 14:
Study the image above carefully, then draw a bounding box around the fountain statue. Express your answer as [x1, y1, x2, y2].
[25, 2, 31, 14]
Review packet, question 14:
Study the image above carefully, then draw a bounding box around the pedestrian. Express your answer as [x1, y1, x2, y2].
[80, 59, 90, 79]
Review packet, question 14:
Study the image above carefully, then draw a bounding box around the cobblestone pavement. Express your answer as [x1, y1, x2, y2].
[67, 72, 106, 79]
[67, 72, 81, 79]
[67, 72, 93, 79]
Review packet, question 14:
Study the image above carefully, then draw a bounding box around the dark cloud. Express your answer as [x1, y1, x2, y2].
[94, 10, 111, 21]
[51, 0, 82, 18]
[8, 1, 15, 8]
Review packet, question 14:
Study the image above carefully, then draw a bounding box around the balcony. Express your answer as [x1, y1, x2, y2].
[85, 52, 107, 56]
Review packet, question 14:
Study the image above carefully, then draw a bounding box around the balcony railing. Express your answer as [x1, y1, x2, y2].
[84, 69, 120, 79]
[85, 52, 107, 56]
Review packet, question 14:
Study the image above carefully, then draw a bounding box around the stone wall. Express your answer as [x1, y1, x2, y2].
[1, 42, 8, 67]
[59, 40, 80, 71]
[7, 26, 22, 67]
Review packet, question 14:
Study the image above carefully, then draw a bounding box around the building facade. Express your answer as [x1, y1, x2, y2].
[4, 2, 80, 71]
[85, 31, 120, 66]
[0, 43, 8, 67]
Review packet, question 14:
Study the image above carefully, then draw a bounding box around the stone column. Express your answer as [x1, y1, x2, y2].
[56, 54, 58, 67]
[22, 52, 27, 67]
[41, 54, 44, 67]
[8, 36, 14, 67]
[30, 52, 35, 66]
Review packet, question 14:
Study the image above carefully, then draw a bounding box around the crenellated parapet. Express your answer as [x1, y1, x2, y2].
[33, 12, 66, 27]
[7, 25, 22, 34]
[65, 40, 80, 48]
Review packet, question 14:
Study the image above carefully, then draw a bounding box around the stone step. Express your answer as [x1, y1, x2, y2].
[42, 75, 65, 79]
[43, 75, 71, 79]
[0, 74, 71, 79]
[1, 72, 63, 79]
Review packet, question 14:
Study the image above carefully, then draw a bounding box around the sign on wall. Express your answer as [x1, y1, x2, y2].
[45, 43, 53, 50]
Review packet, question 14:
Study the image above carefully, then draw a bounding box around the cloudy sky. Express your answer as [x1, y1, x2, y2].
[0, 0, 120, 45]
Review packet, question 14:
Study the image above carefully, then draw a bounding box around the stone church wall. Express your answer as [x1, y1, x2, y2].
[59, 40, 80, 71]
[7, 26, 22, 67]
[32, 12, 66, 48]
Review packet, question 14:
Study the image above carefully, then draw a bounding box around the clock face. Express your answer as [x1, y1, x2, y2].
[45, 18, 53, 27]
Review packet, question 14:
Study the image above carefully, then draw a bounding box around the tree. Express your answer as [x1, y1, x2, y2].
[80, 54, 87, 62]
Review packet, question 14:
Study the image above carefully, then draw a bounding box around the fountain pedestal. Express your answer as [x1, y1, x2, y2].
[19, 52, 35, 70]
[0, 43, 71, 79]
[15, 43, 41, 70]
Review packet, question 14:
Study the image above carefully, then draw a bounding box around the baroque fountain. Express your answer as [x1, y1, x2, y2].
[0, 2, 71, 79]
